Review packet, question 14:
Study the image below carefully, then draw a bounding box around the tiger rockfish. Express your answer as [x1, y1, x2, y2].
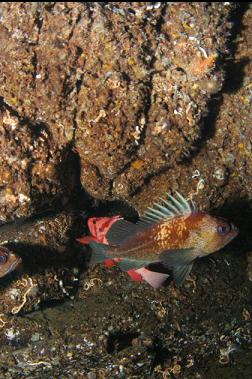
[88, 192, 239, 286]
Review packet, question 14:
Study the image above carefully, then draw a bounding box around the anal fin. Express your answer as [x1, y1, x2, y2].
[137, 268, 169, 288]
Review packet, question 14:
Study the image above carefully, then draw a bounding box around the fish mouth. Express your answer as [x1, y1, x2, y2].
[232, 224, 239, 234]
[230, 223, 239, 236]
[225, 224, 239, 246]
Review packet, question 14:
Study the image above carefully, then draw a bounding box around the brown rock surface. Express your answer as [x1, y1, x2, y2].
[0, 2, 236, 202]
[0, 2, 251, 379]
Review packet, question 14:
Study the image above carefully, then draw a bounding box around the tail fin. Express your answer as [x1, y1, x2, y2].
[89, 242, 110, 264]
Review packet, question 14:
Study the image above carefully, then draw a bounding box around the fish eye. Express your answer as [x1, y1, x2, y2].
[217, 224, 231, 235]
[0, 254, 8, 265]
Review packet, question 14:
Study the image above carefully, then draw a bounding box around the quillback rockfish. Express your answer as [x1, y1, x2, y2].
[88, 192, 238, 286]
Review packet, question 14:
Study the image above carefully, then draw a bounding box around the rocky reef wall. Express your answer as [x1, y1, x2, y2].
[0, 3, 251, 379]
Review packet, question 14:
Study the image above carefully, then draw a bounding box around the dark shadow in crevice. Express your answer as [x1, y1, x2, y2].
[149, 340, 172, 374]
[36, 298, 68, 312]
[210, 196, 252, 254]
[107, 331, 139, 354]
[223, 57, 250, 94]
[222, 3, 250, 94]
[5, 239, 85, 268]
[87, 198, 139, 221]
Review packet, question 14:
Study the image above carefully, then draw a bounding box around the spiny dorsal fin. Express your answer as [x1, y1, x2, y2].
[106, 219, 149, 245]
[139, 191, 196, 224]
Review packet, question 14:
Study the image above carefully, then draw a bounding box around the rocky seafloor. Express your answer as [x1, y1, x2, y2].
[0, 2, 251, 378]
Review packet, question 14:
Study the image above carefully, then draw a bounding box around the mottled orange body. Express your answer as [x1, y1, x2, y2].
[113, 216, 191, 260]
[106, 212, 237, 261]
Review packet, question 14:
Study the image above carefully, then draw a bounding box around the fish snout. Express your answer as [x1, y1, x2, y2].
[231, 223, 239, 235]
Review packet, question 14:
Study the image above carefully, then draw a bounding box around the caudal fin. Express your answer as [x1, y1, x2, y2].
[89, 242, 110, 264]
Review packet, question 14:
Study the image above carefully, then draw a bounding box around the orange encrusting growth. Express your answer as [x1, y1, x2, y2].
[189, 55, 217, 77]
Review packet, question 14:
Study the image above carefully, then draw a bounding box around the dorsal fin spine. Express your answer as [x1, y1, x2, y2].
[154, 203, 172, 215]
[144, 210, 161, 219]
[162, 198, 180, 214]
[146, 208, 166, 218]
[168, 194, 186, 212]
[191, 200, 196, 211]
[144, 214, 162, 222]
[159, 198, 176, 217]
[138, 219, 152, 224]
[141, 216, 156, 222]
[139, 192, 195, 225]
[175, 191, 192, 212]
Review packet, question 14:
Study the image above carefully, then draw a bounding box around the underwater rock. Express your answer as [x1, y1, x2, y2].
[0, 211, 83, 315]
[0, 105, 78, 220]
[0, 2, 235, 201]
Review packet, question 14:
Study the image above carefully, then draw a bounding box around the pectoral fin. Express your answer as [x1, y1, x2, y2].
[159, 247, 196, 267]
[159, 248, 196, 286]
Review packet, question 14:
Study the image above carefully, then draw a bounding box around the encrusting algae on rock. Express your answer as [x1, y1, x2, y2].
[83, 192, 239, 287]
